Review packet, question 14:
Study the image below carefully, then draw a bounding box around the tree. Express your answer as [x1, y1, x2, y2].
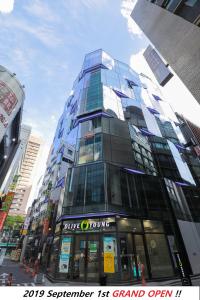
[4, 215, 25, 229]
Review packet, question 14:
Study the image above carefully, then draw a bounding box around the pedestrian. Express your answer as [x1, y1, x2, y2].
[34, 258, 40, 275]
[6, 273, 13, 286]
[140, 263, 146, 286]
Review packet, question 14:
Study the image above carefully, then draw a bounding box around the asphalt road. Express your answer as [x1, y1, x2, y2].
[0, 258, 35, 286]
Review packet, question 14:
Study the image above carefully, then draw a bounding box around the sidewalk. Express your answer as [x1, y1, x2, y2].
[0, 258, 36, 286]
[44, 275, 200, 286]
[44, 277, 99, 286]
[2, 259, 199, 287]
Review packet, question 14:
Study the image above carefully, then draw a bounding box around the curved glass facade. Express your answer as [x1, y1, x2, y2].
[45, 50, 200, 283]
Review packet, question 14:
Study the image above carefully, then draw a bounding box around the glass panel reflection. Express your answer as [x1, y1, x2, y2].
[146, 234, 174, 278]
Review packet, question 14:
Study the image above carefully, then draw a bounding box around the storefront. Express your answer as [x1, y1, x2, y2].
[47, 216, 176, 284]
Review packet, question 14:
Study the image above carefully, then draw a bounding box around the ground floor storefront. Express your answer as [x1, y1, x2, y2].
[46, 215, 179, 284]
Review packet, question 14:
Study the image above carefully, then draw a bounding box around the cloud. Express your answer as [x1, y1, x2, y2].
[81, 0, 108, 9]
[61, 0, 107, 11]
[0, 0, 14, 13]
[11, 47, 31, 73]
[23, 0, 60, 23]
[130, 50, 200, 127]
[130, 49, 154, 77]
[51, 115, 57, 122]
[121, 0, 143, 38]
[23, 115, 55, 145]
[0, 17, 62, 48]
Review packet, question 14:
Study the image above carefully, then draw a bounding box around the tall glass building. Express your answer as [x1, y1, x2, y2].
[43, 50, 200, 284]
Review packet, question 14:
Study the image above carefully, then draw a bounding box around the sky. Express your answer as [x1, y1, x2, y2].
[1, 0, 200, 204]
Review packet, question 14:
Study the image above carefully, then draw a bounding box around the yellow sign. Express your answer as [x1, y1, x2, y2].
[21, 229, 28, 235]
[104, 253, 115, 273]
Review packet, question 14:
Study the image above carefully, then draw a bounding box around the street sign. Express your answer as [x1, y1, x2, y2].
[0, 243, 17, 247]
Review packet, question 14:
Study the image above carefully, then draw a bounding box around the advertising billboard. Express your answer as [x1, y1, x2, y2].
[0, 66, 24, 141]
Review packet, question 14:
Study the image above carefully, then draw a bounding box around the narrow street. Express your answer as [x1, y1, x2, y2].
[0, 258, 36, 286]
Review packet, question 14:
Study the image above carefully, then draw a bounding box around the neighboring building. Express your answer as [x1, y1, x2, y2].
[9, 135, 43, 216]
[0, 65, 25, 189]
[148, 0, 200, 25]
[143, 45, 173, 86]
[1, 124, 31, 194]
[176, 113, 200, 146]
[25, 50, 200, 284]
[131, 0, 200, 105]
[24, 109, 75, 265]
[174, 114, 200, 185]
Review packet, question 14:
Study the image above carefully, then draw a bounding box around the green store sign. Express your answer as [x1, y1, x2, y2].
[64, 219, 110, 231]
[0, 243, 17, 247]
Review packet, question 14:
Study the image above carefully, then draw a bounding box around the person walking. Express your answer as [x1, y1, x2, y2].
[140, 263, 146, 286]
[6, 273, 13, 286]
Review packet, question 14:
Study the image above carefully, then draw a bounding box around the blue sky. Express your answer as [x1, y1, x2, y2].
[0, 0, 200, 147]
[0, 0, 148, 144]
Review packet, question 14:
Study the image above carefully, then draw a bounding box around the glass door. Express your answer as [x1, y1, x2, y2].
[73, 234, 87, 281]
[134, 234, 149, 279]
[119, 233, 136, 282]
[72, 234, 100, 282]
[87, 234, 100, 282]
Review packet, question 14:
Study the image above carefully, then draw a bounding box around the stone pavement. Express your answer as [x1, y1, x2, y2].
[0, 258, 36, 286]
[1, 259, 199, 287]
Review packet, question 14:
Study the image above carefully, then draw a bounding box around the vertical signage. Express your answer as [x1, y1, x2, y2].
[0, 212, 7, 231]
[42, 218, 49, 235]
[174, 252, 192, 286]
[59, 237, 71, 273]
[103, 237, 115, 273]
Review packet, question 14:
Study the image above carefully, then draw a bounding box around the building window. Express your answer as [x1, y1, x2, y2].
[185, 0, 198, 7]
[67, 149, 73, 155]
[75, 167, 86, 206]
[86, 71, 103, 112]
[152, 142, 170, 150]
[78, 133, 102, 164]
[85, 163, 104, 205]
[118, 218, 142, 232]
[143, 220, 164, 233]
[194, 15, 200, 27]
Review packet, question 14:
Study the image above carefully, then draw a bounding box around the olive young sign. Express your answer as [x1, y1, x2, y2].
[63, 219, 110, 231]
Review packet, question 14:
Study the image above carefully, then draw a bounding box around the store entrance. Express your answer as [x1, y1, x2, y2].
[119, 233, 148, 282]
[72, 234, 100, 282]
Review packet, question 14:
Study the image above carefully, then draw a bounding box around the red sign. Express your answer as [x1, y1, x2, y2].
[0, 211, 7, 231]
[0, 81, 18, 116]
